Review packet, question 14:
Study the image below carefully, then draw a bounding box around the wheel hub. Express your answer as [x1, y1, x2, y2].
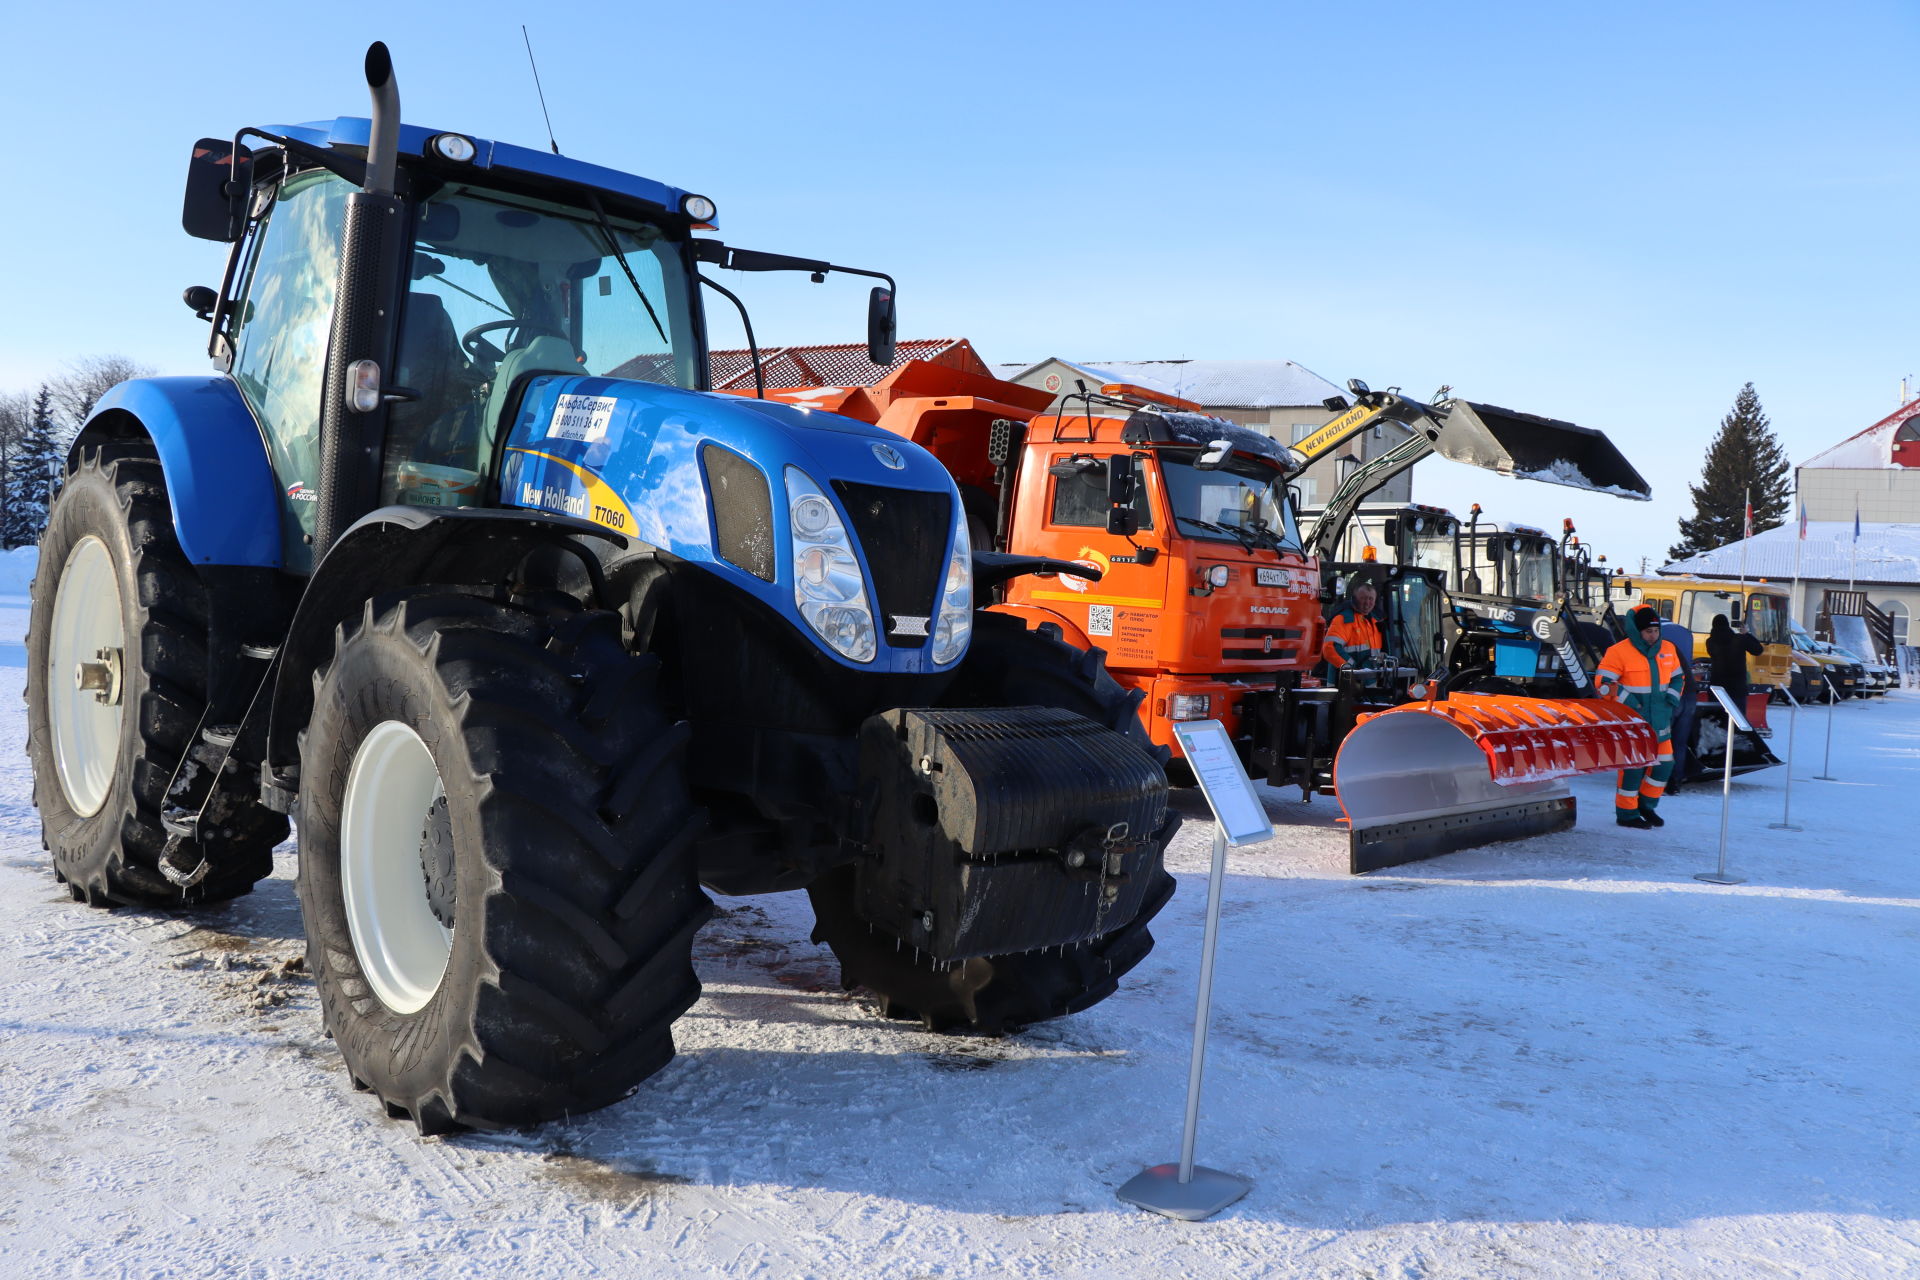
[74, 646, 123, 706]
[418, 795, 456, 930]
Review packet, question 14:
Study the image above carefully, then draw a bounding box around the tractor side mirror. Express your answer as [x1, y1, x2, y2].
[866, 286, 896, 367]
[1729, 601, 1743, 626]
[1105, 455, 1139, 537]
[182, 285, 217, 320]
[183, 138, 253, 242]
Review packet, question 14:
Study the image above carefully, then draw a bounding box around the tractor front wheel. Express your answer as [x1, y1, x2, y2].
[296, 592, 710, 1132]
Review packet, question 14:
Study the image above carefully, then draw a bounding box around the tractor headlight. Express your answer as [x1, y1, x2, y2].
[930, 503, 973, 666]
[785, 468, 876, 663]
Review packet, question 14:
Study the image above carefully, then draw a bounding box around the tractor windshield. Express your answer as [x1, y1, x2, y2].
[1509, 540, 1556, 601]
[381, 183, 696, 505]
[1160, 458, 1300, 551]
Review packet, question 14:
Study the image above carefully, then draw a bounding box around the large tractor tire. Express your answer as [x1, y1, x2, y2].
[295, 591, 711, 1132]
[26, 447, 285, 907]
[808, 610, 1178, 1035]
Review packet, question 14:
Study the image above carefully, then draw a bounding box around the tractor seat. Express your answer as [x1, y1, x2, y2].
[480, 335, 584, 462]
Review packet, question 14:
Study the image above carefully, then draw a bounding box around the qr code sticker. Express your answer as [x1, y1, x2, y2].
[1088, 604, 1115, 636]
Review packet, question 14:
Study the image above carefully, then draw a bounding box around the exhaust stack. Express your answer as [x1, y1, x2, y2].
[363, 41, 400, 196]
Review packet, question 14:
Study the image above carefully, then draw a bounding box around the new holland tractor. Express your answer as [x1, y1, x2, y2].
[26, 46, 1181, 1133]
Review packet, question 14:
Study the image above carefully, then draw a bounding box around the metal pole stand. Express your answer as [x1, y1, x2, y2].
[1117, 827, 1252, 1221]
[1767, 687, 1802, 832]
[1695, 686, 1746, 885]
[1812, 676, 1839, 781]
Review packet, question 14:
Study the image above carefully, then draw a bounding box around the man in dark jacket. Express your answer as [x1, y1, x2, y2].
[1659, 618, 1700, 788]
[1707, 613, 1764, 705]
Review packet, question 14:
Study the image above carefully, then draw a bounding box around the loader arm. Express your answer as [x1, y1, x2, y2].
[1302, 391, 1652, 563]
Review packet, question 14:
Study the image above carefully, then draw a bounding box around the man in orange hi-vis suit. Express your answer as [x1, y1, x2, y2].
[1322, 581, 1382, 675]
[1596, 605, 1686, 829]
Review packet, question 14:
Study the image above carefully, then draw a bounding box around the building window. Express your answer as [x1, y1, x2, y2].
[1889, 600, 1909, 647]
[1290, 423, 1318, 444]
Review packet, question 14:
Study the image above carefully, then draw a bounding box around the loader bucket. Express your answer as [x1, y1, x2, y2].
[1433, 401, 1652, 500]
[1333, 694, 1658, 873]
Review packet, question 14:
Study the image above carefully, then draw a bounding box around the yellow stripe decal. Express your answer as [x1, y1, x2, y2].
[506, 447, 638, 536]
[1030, 590, 1165, 608]
[1292, 404, 1376, 461]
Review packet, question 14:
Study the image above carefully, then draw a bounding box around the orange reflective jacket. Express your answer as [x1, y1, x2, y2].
[1323, 611, 1382, 669]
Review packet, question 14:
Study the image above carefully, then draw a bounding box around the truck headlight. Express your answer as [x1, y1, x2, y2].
[785, 468, 876, 663]
[1168, 693, 1211, 720]
[930, 502, 972, 665]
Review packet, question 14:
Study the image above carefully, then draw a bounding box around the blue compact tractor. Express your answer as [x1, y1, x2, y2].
[27, 46, 1177, 1132]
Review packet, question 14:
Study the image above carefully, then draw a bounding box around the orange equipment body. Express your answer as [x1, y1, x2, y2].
[737, 344, 1323, 760]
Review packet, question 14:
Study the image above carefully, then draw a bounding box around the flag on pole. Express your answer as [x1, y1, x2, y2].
[1854, 505, 1861, 542]
[1798, 500, 1808, 539]
[1744, 500, 1753, 539]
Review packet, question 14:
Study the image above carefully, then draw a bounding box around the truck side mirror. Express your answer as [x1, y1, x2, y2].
[183, 138, 253, 242]
[1730, 602, 1743, 626]
[1105, 456, 1139, 537]
[866, 286, 896, 367]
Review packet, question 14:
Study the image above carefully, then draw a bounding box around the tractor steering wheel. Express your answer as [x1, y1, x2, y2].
[461, 319, 568, 363]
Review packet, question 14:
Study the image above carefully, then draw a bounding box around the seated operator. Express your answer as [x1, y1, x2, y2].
[1322, 580, 1382, 678]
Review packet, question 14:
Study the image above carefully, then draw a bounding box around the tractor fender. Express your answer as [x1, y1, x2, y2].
[984, 601, 1094, 652]
[262, 505, 626, 793]
[72, 378, 282, 568]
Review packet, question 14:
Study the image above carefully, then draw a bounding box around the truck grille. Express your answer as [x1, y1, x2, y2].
[832, 480, 951, 648]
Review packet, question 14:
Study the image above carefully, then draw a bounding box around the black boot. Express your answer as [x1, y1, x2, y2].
[1616, 811, 1652, 829]
[1641, 808, 1665, 828]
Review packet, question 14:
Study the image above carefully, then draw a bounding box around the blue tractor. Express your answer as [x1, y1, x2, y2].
[27, 45, 1177, 1133]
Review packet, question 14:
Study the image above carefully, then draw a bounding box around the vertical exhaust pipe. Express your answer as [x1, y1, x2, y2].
[314, 42, 405, 560]
[363, 42, 400, 196]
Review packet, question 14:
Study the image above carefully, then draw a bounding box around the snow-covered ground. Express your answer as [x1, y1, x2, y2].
[2, 584, 1916, 1279]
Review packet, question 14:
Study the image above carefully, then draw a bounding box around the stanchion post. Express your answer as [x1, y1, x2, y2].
[1813, 675, 1839, 781]
[1695, 685, 1747, 885]
[1118, 720, 1258, 1222]
[1768, 687, 1801, 831]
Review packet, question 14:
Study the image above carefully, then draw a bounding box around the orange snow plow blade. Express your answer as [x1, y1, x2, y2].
[1333, 695, 1658, 873]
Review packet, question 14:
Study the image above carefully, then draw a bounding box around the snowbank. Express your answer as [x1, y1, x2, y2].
[0, 545, 37, 597]
[0, 580, 1914, 1276]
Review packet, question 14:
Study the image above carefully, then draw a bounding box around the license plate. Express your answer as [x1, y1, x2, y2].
[1256, 567, 1287, 587]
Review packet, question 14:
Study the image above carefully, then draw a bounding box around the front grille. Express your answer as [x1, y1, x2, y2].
[832, 480, 950, 648]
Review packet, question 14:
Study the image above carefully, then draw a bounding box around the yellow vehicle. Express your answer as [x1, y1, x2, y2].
[1625, 575, 1794, 692]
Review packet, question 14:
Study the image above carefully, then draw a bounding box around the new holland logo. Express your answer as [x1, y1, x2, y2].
[889, 615, 930, 637]
[870, 442, 906, 470]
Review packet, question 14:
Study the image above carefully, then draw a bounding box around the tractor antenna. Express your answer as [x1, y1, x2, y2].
[521, 25, 561, 154]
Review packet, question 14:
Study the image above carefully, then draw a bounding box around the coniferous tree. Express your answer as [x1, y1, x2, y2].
[0, 392, 26, 550]
[1668, 382, 1791, 561]
[8, 386, 63, 546]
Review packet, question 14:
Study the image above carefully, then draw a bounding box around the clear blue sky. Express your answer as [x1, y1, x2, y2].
[3, 0, 1915, 572]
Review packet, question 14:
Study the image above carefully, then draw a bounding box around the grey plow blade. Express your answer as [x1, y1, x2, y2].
[1335, 711, 1576, 874]
[1432, 400, 1651, 500]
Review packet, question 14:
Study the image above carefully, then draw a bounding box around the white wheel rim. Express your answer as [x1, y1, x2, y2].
[48, 536, 126, 817]
[341, 720, 453, 1015]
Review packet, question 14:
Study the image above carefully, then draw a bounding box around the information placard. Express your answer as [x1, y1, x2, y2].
[1171, 719, 1273, 846]
[1708, 684, 1753, 733]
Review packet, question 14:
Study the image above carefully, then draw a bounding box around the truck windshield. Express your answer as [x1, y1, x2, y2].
[1411, 532, 1454, 578]
[1744, 593, 1789, 645]
[1160, 458, 1300, 551]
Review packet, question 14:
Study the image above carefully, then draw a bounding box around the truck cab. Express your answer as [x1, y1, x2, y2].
[995, 397, 1321, 754]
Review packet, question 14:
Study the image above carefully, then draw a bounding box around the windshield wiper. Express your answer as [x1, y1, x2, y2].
[585, 193, 669, 347]
[1176, 514, 1260, 553]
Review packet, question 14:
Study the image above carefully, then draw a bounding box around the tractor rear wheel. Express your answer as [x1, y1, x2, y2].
[808, 610, 1178, 1034]
[295, 591, 710, 1132]
[26, 447, 285, 907]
